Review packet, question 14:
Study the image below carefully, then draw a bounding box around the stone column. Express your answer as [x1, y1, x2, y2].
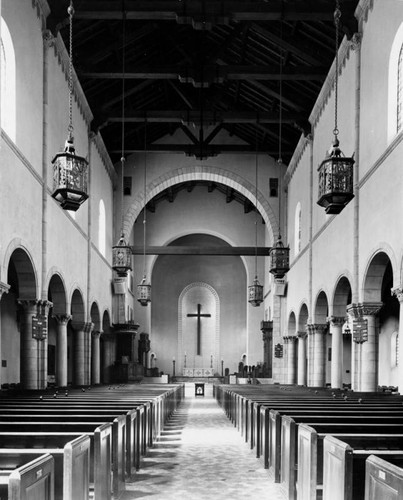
[261, 321, 273, 378]
[91, 330, 102, 385]
[284, 336, 297, 384]
[37, 300, 52, 389]
[0, 283, 10, 388]
[392, 287, 403, 393]
[53, 314, 71, 388]
[18, 300, 41, 390]
[84, 322, 94, 385]
[102, 332, 116, 384]
[328, 316, 345, 389]
[71, 321, 86, 386]
[297, 331, 307, 386]
[307, 323, 327, 387]
[348, 303, 382, 392]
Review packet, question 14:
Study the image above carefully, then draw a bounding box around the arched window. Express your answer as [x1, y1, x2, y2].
[98, 200, 106, 256]
[294, 202, 302, 256]
[1, 17, 16, 141]
[388, 23, 403, 141]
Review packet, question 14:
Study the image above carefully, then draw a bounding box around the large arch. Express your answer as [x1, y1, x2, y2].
[314, 290, 329, 324]
[362, 250, 395, 303]
[288, 311, 297, 335]
[122, 166, 277, 244]
[1, 247, 37, 387]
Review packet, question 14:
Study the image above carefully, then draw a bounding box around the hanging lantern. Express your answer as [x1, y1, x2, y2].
[52, 2, 88, 212]
[269, 236, 290, 279]
[137, 276, 151, 306]
[248, 276, 263, 307]
[52, 139, 89, 211]
[317, 0, 354, 215]
[317, 137, 354, 214]
[112, 235, 132, 277]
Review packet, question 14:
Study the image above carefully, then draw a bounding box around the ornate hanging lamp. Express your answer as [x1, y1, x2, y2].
[51, 0, 88, 212]
[317, 0, 354, 215]
[137, 119, 151, 306]
[112, 13, 132, 277]
[270, 32, 290, 279]
[248, 129, 263, 307]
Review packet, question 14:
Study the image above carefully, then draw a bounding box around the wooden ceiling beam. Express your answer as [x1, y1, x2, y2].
[79, 65, 326, 82]
[106, 110, 303, 124]
[129, 245, 272, 256]
[60, 1, 352, 23]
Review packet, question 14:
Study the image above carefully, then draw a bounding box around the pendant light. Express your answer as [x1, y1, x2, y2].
[137, 119, 151, 306]
[248, 128, 263, 307]
[317, 0, 354, 215]
[112, 11, 132, 277]
[270, 20, 290, 279]
[51, 0, 88, 212]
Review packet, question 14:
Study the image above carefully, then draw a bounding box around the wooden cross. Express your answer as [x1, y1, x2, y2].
[187, 304, 211, 355]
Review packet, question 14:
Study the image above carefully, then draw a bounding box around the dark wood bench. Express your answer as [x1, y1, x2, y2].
[0, 434, 90, 500]
[322, 435, 403, 500]
[4, 453, 54, 500]
[364, 454, 403, 500]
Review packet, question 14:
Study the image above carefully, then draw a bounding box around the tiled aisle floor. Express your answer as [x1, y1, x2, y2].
[122, 383, 286, 499]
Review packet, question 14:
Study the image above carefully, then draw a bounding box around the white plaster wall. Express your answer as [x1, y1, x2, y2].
[1, 0, 43, 172]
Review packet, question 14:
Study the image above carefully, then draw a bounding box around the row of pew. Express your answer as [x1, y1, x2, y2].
[0, 382, 184, 499]
[215, 384, 403, 500]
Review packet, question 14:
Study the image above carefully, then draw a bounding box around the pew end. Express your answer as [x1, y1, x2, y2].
[8, 453, 55, 500]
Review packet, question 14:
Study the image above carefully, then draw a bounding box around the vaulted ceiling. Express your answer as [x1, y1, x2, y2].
[47, 0, 359, 168]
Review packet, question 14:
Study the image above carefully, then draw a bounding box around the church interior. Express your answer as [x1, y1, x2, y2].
[2, 0, 403, 498]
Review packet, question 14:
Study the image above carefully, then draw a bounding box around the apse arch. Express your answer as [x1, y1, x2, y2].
[148, 231, 249, 283]
[122, 165, 277, 244]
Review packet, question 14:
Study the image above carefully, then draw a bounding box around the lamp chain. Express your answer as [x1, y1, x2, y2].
[143, 119, 147, 278]
[333, 0, 341, 139]
[120, 12, 126, 235]
[277, 16, 283, 240]
[67, 0, 74, 141]
[254, 128, 258, 278]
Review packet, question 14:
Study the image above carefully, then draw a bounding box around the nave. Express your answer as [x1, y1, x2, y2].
[122, 383, 284, 500]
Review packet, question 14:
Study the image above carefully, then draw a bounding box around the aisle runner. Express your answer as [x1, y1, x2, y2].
[122, 384, 285, 500]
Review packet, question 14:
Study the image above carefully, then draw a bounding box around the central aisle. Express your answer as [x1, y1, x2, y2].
[122, 383, 285, 499]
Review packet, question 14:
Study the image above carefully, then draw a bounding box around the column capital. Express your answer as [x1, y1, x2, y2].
[38, 300, 53, 315]
[17, 299, 40, 311]
[0, 282, 10, 298]
[347, 302, 383, 317]
[84, 322, 94, 334]
[92, 330, 102, 339]
[306, 323, 328, 335]
[392, 287, 403, 303]
[53, 314, 72, 325]
[327, 316, 346, 327]
[283, 335, 297, 343]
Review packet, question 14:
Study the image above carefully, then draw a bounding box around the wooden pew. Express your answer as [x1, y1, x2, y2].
[321, 435, 403, 500]
[0, 434, 90, 500]
[365, 454, 403, 500]
[6, 453, 54, 500]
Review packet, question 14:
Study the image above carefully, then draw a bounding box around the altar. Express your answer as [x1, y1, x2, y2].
[182, 368, 215, 377]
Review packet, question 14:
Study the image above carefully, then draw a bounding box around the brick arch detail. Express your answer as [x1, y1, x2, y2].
[123, 166, 277, 243]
